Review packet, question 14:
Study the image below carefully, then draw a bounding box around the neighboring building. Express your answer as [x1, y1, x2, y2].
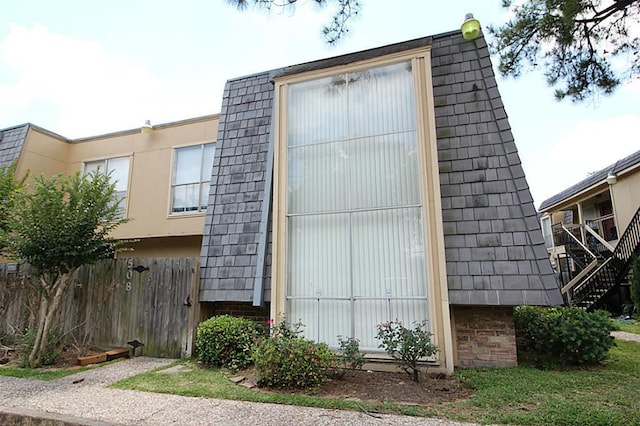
[199, 30, 561, 373]
[0, 115, 219, 258]
[2, 29, 563, 372]
[539, 150, 640, 312]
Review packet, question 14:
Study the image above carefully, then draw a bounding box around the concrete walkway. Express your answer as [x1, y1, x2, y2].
[0, 357, 474, 426]
[612, 331, 640, 343]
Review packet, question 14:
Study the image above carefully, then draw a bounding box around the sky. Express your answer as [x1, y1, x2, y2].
[1, 1, 638, 208]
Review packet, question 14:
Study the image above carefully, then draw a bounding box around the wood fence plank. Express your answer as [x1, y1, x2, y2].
[1, 257, 197, 359]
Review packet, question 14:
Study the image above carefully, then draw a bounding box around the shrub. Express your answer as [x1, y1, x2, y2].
[331, 336, 365, 379]
[514, 305, 617, 368]
[17, 328, 61, 368]
[254, 320, 334, 389]
[375, 320, 438, 383]
[196, 315, 264, 370]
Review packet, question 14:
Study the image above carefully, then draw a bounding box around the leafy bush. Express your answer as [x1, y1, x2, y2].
[18, 328, 61, 368]
[196, 315, 264, 370]
[514, 305, 617, 368]
[331, 336, 365, 379]
[375, 320, 438, 383]
[254, 320, 334, 389]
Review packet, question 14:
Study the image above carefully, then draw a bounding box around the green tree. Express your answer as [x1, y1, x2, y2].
[3, 171, 128, 367]
[489, 0, 640, 101]
[225, 0, 361, 43]
[0, 162, 26, 242]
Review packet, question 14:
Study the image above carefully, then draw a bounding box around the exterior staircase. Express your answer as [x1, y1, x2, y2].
[562, 205, 640, 311]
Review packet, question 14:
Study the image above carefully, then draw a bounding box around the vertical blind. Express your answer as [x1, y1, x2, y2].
[286, 61, 430, 350]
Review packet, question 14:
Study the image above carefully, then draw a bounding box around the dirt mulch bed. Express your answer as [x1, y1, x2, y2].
[236, 367, 473, 406]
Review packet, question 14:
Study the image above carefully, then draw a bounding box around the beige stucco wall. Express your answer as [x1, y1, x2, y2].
[17, 128, 70, 180]
[611, 167, 640, 233]
[14, 116, 219, 258]
[65, 116, 218, 241]
[116, 235, 203, 258]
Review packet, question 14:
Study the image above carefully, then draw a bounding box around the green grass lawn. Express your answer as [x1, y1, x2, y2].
[0, 358, 121, 381]
[0, 365, 90, 381]
[112, 339, 640, 425]
[614, 320, 640, 335]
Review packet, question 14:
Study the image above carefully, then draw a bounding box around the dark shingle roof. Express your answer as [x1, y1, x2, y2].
[539, 149, 640, 211]
[0, 124, 29, 167]
[200, 30, 562, 307]
[199, 71, 275, 303]
[431, 31, 561, 306]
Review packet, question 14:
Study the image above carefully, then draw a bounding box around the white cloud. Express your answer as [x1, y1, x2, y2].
[0, 24, 222, 138]
[531, 114, 640, 206]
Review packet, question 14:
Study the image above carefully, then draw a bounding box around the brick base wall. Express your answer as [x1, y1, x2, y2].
[199, 302, 270, 324]
[452, 306, 517, 368]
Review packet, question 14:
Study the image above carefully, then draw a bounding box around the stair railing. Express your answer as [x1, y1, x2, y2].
[569, 205, 640, 310]
[611, 205, 640, 277]
[555, 224, 597, 300]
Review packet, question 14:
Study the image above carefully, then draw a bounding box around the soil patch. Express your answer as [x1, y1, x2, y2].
[1, 344, 108, 370]
[237, 367, 472, 406]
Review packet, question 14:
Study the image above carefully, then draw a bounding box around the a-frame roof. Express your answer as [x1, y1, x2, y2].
[200, 30, 562, 307]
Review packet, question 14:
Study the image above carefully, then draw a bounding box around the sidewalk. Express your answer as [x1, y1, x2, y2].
[0, 357, 475, 426]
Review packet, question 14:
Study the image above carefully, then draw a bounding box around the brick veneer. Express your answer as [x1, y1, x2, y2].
[453, 305, 517, 367]
[200, 301, 270, 324]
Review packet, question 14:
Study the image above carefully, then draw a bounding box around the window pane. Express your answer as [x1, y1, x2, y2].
[106, 156, 130, 192]
[288, 142, 349, 214]
[201, 144, 215, 182]
[288, 213, 351, 347]
[288, 76, 348, 147]
[174, 146, 201, 185]
[347, 62, 416, 138]
[287, 214, 350, 298]
[354, 299, 429, 351]
[348, 133, 420, 209]
[351, 208, 427, 299]
[172, 185, 187, 213]
[84, 161, 104, 175]
[289, 299, 351, 348]
[200, 182, 210, 211]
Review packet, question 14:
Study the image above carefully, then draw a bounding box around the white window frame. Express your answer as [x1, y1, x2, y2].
[541, 214, 553, 249]
[83, 155, 131, 218]
[270, 46, 454, 370]
[170, 142, 215, 215]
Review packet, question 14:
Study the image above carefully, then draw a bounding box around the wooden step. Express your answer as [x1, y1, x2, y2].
[77, 353, 107, 366]
[105, 348, 131, 361]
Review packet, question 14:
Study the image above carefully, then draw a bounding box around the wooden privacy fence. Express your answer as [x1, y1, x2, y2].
[0, 258, 200, 359]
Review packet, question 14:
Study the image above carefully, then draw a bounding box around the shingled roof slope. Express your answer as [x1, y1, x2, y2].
[0, 124, 29, 167]
[200, 30, 563, 307]
[200, 71, 276, 303]
[431, 31, 561, 305]
[539, 149, 640, 211]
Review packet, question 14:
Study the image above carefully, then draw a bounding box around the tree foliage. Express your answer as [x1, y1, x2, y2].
[3, 171, 128, 366]
[489, 0, 640, 101]
[225, 0, 361, 43]
[0, 162, 26, 243]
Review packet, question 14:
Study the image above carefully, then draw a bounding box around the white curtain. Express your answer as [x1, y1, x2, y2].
[286, 61, 429, 351]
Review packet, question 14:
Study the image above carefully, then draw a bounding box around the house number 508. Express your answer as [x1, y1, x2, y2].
[125, 259, 133, 292]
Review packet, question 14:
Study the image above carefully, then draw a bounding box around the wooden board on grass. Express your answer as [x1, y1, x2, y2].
[77, 353, 107, 366]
